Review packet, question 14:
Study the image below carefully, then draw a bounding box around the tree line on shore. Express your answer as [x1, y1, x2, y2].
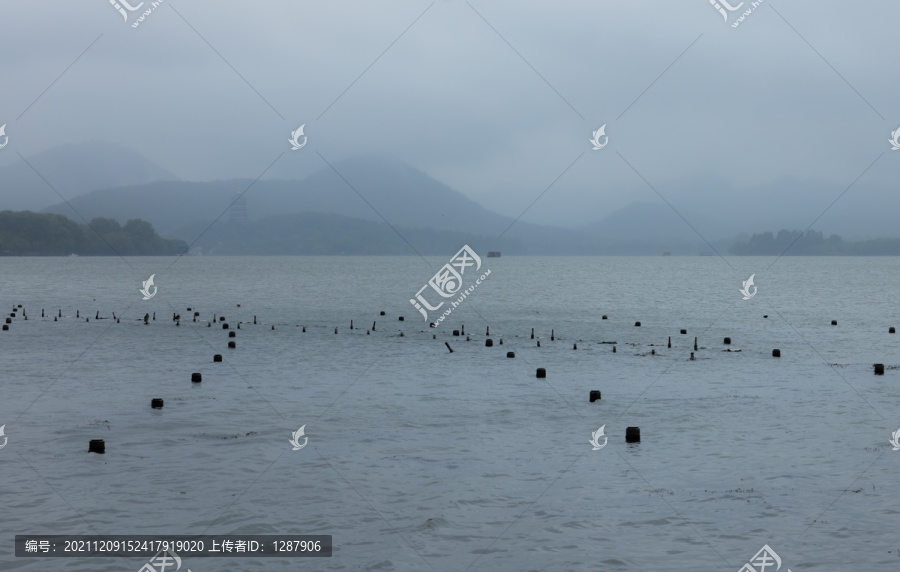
[728, 229, 900, 255]
[0, 211, 187, 255]
[2, 211, 900, 255]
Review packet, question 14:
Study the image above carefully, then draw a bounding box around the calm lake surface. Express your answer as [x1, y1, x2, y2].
[1, 256, 898, 571]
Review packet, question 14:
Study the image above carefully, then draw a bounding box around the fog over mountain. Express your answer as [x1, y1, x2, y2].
[14, 140, 896, 254]
[0, 141, 176, 212]
[2, 2, 899, 253]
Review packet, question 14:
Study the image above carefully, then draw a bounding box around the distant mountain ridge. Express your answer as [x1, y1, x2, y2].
[168, 211, 526, 255]
[41, 154, 524, 236]
[34, 153, 723, 253]
[0, 141, 176, 212]
[13, 142, 900, 254]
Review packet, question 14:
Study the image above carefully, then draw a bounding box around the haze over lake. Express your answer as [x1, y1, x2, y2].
[2, 256, 899, 570]
[3, 1, 900, 570]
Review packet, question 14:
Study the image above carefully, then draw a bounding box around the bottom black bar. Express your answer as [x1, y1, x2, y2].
[15, 535, 332, 557]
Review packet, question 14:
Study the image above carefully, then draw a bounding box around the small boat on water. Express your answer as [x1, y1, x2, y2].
[487, 251, 501, 258]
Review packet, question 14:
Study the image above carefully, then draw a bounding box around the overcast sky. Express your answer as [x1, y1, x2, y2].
[1, 1, 898, 226]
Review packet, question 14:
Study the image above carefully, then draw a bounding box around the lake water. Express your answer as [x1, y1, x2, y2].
[1, 256, 898, 571]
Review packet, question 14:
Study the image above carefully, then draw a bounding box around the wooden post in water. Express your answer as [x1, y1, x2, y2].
[625, 427, 640, 443]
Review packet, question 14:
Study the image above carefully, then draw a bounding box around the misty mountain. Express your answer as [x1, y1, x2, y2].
[580, 201, 730, 253]
[44, 179, 253, 234]
[262, 155, 516, 235]
[649, 173, 900, 241]
[168, 211, 526, 256]
[721, 177, 899, 241]
[41, 155, 583, 252]
[32, 149, 900, 254]
[41, 155, 516, 234]
[0, 141, 177, 212]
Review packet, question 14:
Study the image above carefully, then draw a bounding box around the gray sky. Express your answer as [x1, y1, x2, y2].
[2, 1, 898, 227]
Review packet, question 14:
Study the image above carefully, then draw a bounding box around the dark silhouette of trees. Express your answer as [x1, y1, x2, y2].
[0, 211, 186, 255]
[730, 229, 900, 255]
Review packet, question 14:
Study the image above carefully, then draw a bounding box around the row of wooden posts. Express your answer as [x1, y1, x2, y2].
[0, 305, 891, 454]
[6, 305, 897, 366]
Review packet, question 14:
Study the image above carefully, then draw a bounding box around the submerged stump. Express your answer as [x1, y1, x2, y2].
[625, 427, 640, 443]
